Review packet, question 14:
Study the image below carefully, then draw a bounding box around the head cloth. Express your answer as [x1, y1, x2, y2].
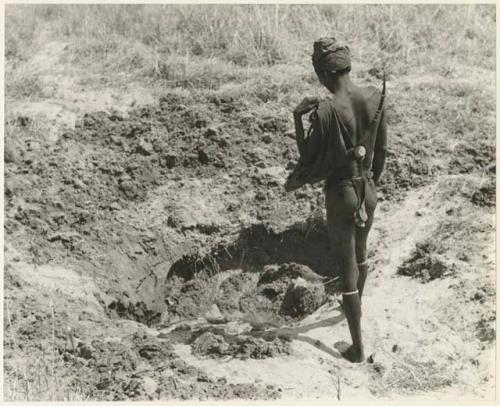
[312, 37, 351, 73]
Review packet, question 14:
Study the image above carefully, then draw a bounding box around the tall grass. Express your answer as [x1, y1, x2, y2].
[5, 4, 496, 74]
[4, 300, 90, 401]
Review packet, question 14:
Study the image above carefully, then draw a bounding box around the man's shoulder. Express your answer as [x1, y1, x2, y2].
[315, 97, 337, 119]
[357, 85, 382, 100]
[354, 85, 385, 116]
[308, 100, 334, 130]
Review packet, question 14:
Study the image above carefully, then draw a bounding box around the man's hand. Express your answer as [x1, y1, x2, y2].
[293, 97, 320, 116]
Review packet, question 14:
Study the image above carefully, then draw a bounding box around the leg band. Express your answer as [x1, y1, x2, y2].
[357, 261, 368, 267]
[342, 289, 359, 296]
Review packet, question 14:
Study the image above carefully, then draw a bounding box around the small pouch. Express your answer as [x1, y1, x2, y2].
[352, 177, 368, 228]
[354, 201, 368, 228]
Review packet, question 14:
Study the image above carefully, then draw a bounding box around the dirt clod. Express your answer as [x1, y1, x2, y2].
[192, 332, 231, 356]
[471, 177, 495, 207]
[397, 240, 456, 282]
[191, 329, 290, 360]
[281, 277, 325, 318]
[216, 272, 256, 314]
[136, 139, 154, 156]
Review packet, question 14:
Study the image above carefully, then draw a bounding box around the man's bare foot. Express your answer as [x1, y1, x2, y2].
[341, 345, 365, 363]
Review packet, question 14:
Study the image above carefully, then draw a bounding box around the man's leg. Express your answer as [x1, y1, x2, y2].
[341, 292, 364, 362]
[337, 227, 364, 363]
[354, 218, 373, 300]
[327, 186, 364, 363]
[355, 180, 377, 301]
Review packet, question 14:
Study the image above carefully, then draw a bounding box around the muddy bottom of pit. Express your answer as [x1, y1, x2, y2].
[150, 261, 337, 360]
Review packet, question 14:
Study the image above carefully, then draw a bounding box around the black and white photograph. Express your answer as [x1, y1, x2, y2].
[3, 2, 496, 402]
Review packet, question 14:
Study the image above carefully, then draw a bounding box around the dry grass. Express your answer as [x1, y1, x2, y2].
[4, 4, 495, 122]
[6, 4, 495, 73]
[4, 300, 90, 401]
[4, 351, 91, 401]
[4, 4, 496, 115]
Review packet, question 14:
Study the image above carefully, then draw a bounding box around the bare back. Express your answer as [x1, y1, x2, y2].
[327, 85, 387, 182]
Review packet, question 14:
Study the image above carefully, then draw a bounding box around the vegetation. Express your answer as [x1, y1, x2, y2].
[6, 4, 495, 76]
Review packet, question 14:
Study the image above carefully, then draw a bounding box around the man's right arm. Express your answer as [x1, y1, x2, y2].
[372, 109, 387, 185]
[294, 112, 307, 157]
[293, 97, 319, 158]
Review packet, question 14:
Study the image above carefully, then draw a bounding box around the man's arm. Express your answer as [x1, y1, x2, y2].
[372, 109, 387, 185]
[293, 97, 320, 158]
[293, 112, 307, 157]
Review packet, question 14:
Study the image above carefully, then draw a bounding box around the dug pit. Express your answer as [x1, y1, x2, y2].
[105, 222, 338, 362]
[107, 220, 336, 317]
[156, 259, 331, 361]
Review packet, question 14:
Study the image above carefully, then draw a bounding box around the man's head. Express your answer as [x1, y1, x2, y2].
[312, 37, 351, 87]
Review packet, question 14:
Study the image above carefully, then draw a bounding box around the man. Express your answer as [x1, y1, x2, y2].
[285, 37, 387, 363]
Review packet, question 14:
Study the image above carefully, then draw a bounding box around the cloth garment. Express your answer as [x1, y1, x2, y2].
[312, 37, 351, 73]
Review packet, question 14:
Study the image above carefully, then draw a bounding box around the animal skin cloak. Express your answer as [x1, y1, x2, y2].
[285, 100, 350, 192]
[285, 76, 385, 192]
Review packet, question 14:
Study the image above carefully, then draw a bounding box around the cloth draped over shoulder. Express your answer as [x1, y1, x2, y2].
[285, 100, 348, 192]
[285, 75, 386, 192]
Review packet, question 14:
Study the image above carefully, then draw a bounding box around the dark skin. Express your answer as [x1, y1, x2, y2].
[294, 71, 386, 185]
[293, 68, 387, 363]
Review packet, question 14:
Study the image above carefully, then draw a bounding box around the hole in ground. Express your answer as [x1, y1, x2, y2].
[157, 221, 337, 332]
[169, 221, 333, 280]
[106, 220, 337, 336]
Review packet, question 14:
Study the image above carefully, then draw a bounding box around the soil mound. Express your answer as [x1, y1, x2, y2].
[216, 272, 257, 314]
[397, 240, 456, 282]
[162, 274, 216, 323]
[258, 262, 325, 285]
[281, 277, 326, 318]
[59, 331, 280, 400]
[471, 177, 495, 207]
[192, 330, 290, 360]
[162, 263, 327, 327]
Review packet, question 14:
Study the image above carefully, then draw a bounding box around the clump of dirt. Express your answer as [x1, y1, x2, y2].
[215, 272, 258, 314]
[471, 177, 495, 207]
[107, 298, 161, 327]
[59, 333, 168, 400]
[161, 262, 326, 328]
[60, 331, 280, 400]
[281, 277, 325, 318]
[256, 263, 326, 319]
[397, 240, 456, 282]
[258, 262, 325, 286]
[476, 315, 496, 343]
[191, 331, 230, 356]
[449, 142, 495, 176]
[161, 272, 223, 324]
[377, 149, 434, 201]
[470, 284, 495, 305]
[191, 330, 290, 360]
